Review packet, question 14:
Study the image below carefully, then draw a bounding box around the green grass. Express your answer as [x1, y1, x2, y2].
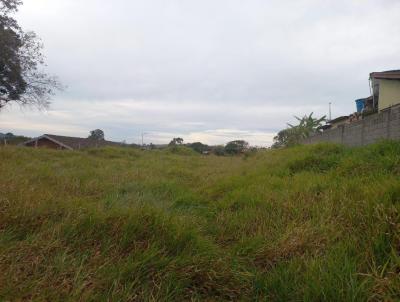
[0, 141, 399, 301]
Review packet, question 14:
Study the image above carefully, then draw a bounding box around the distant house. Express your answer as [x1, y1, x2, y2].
[370, 70, 400, 112]
[328, 116, 349, 129]
[21, 134, 122, 150]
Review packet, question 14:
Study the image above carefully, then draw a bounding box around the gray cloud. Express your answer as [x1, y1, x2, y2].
[1, 0, 400, 145]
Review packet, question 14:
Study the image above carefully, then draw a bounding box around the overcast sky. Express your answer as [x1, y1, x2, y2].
[1, 0, 399, 145]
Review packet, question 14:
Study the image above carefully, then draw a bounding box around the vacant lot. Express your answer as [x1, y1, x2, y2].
[0, 142, 399, 301]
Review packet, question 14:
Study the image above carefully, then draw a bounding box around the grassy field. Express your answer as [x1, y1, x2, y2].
[0, 142, 399, 301]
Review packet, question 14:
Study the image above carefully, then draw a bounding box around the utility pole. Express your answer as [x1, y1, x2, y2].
[141, 132, 148, 147]
[328, 102, 332, 121]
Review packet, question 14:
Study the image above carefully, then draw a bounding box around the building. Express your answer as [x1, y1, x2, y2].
[21, 134, 122, 150]
[370, 70, 400, 112]
[355, 96, 375, 113]
[328, 116, 349, 129]
[303, 69, 400, 145]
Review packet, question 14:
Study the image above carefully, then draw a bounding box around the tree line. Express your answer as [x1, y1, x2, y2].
[166, 112, 327, 152]
[168, 137, 252, 155]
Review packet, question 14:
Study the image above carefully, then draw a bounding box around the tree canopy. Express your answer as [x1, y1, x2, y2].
[0, 0, 61, 110]
[187, 142, 209, 153]
[224, 140, 249, 154]
[273, 112, 326, 148]
[88, 129, 105, 141]
[169, 137, 184, 146]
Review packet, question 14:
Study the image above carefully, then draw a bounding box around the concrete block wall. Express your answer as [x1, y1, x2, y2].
[303, 104, 400, 146]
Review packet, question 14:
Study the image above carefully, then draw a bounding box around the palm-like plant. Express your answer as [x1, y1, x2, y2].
[272, 112, 326, 148]
[288, 112, 326, 139]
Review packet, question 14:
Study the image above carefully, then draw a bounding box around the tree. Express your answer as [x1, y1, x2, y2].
[272, 129, 292, 148]
[212, 145, 225, 156]
[0, 131, 30, 145]
[169, 137, 183, 146]
[272, 112, 326, 148]
[88, 129, 104, 141]
[287, 112, 326, 139]
[224, 140, 249, 155]
[0, 0, 61, 110]
[188, 142, 209, 153]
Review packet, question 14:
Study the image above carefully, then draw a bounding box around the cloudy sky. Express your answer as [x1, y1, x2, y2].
[1, 0, 400, 145]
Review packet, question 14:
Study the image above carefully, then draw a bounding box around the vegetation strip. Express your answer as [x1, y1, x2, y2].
[0, 142, 399, 301]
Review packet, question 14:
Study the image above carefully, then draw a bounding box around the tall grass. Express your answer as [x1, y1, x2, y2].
[0, 141, 399, 301]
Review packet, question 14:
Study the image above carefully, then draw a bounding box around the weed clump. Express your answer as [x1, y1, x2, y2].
[288, 144, 344, 173]
[166, 145, 198, 156]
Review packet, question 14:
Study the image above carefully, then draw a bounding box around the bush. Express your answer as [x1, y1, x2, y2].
[224, 140, 249, 155]
[167, 145, 197, 155]
[212, 145, 226, 156]
[187, 142, 210, 154]
[287, 144, 344, 173]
